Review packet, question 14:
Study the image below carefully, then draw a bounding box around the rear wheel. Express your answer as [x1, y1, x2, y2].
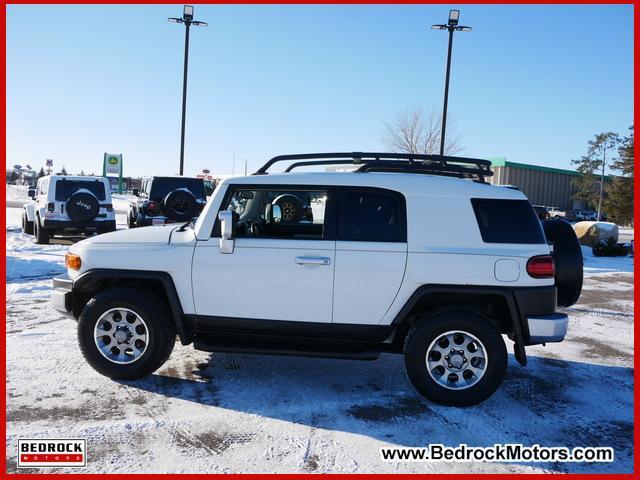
[34, 216, 50, 244]
[22, 211, 34, 235]
[78, 287, 176, 379]
[404, 309, 507, 406]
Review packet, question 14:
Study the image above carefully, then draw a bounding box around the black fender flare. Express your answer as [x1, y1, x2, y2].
[391, 284, 528, 366]
[72, 269, 191, 344]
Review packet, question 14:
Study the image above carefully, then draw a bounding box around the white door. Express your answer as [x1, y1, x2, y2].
[192, 186, 334, 323]
[332, 189, 408, 325]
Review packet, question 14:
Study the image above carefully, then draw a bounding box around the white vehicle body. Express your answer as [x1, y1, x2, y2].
[51, 154, 582, 406]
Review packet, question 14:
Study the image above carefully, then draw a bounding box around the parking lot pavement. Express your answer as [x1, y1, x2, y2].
[5, 214, 634, 474]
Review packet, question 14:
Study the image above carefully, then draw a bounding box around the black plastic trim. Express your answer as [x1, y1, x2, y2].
[72, 269, 190, 344]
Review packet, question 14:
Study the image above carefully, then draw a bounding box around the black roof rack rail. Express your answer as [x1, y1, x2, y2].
[254, 152, 493, 182]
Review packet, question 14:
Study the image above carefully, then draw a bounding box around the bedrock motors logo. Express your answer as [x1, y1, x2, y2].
[18, 439, 86, 468]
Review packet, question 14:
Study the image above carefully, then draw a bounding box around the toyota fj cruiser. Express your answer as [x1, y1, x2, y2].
[23, 175, 116, 244]
[51, 153, 583, 406]
[127, 176, 207, 228]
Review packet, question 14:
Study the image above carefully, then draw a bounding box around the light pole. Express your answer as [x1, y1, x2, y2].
[169, 5, 207, 176]
[432, 10, 471, 156]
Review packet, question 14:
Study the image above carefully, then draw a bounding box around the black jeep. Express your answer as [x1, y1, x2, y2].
[127, 176, 207, 228]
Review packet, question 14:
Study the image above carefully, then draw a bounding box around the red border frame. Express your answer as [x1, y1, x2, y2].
[1, 1, 637, 478]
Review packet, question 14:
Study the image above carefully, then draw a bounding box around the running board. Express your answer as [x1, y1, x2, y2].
[193, 335, 380, 361]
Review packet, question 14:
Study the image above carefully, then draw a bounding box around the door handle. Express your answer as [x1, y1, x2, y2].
[295, 256, 331, 266]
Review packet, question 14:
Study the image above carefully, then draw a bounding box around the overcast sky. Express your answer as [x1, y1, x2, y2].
[6, 4, 634, 177]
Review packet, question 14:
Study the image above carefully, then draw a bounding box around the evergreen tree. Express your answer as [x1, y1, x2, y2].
[80, 169, 85, 176]
[572, 132, 620, 217]
[60, 165, 68, 175]
[37, 167, 45, 178]
[605, 126, 634, 226]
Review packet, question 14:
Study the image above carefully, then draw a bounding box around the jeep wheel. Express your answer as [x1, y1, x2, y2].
[34, 217, 50, 244]
[128, 213, 136, 229]
[78, 287, 176, 379]
[272, 194, 303, 223]
[164, 189, 197, 222]
[404, 309, 507, 407]
[22, 211, 34, 235]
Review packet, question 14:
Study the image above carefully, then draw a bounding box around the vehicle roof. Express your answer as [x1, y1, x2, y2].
[223, 172, 527, 199]
[144, 175, 204, 180]
[42, 175, 109, 182]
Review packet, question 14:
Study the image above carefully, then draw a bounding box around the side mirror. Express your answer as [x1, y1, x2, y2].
[132, 188, 139, 196]
[27, 189, 36, 199]
[218, 210, 235, 254]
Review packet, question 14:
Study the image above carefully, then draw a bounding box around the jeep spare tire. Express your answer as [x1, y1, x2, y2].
[163, 189, 197, 222]
[66, 190, 100, 223]
[542, 218, 583, 308]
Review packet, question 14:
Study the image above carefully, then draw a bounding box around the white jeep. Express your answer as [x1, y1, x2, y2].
[23, 175, 116, 244]
[51, 153, 583, 406]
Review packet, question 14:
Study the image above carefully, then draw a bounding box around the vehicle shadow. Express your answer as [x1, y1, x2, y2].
[122, 352, 633, 473]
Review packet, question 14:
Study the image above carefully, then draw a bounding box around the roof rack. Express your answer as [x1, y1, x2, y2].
[254, 152, 493, 182]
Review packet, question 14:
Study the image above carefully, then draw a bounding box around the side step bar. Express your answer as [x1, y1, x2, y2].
[193, 335, 380, 361]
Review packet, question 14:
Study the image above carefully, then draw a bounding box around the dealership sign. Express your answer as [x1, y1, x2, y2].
[18, 439, 87, 468]
[104, 154, 122, 175]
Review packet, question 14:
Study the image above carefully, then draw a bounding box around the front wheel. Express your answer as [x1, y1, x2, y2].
[404, 309, 507, 407]
[78, 287, 176, 379]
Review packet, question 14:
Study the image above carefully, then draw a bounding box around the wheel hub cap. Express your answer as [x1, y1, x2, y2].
[93, 308, 149, 364]
[426, 330, 488, 390]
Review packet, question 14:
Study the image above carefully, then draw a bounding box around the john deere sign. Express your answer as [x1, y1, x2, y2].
[103, 153, 123, 193]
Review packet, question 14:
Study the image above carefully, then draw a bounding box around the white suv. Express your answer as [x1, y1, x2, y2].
[51, 153, 583, 406]
[23, 175, 116, 244]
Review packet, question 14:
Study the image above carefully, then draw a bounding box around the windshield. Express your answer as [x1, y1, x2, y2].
[55, 179, 106, 201]
[148, 177, 206, 201]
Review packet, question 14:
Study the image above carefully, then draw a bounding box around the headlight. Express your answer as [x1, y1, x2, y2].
[65, 252, 82, 270]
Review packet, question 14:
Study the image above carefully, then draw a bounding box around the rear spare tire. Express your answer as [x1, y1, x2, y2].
[163, 189, 197, 222]
[66, 190, 100, 223]
[542, 218, 583, 307]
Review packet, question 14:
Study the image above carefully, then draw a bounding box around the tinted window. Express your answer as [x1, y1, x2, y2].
[471, 198, 546, 244]
[340, 190, 405, 242]
[149, 177, 206, 200]
[55, 180, 106, 201]
[221, 188, 327, 240]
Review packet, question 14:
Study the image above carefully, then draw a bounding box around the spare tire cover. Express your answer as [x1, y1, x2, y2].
[163, 189, 197, 222]
[66, 190, 100, 223]
[542, 218, 583, 307]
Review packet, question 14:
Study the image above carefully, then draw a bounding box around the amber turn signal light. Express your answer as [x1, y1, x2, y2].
[65, 252, 82, 270]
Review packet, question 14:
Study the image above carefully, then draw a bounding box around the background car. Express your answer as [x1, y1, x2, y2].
[22, 175, 116, 244]
[127, 176, 207, 228]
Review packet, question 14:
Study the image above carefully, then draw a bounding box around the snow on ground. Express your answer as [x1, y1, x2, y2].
[5, 206, 634, 474]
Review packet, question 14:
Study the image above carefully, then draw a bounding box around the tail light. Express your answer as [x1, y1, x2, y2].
[47, 202, 55, 212]
[104, 203, 113, 212]
[526, 255, 555, 278]
[147, 201, 159, 214]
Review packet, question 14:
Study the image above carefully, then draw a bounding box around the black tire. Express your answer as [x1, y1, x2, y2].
[66, 190, 100, 223]
[128, 212, 136, 229]
[542, 218, 583, 307]
[34, 216, 50, 245]
[77, 287, 176, 380]
[163, 189, 197, 222]
[22, 211, 34, 235]
[272, 194, 303, 223]
[404, 309, 507, 407]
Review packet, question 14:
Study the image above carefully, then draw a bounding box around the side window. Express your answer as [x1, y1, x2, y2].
[339, 190, 406, 242]
[220, 188, 328, 240]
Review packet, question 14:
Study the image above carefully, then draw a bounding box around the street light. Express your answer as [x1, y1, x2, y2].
[168, 5, 208, 176]
[432, 9, 472, 156]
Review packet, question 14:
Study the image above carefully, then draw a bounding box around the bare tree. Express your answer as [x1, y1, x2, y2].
[382, 108, 462, 155]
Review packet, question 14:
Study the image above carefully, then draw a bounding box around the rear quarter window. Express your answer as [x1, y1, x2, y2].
[471, 198, 546, 244]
